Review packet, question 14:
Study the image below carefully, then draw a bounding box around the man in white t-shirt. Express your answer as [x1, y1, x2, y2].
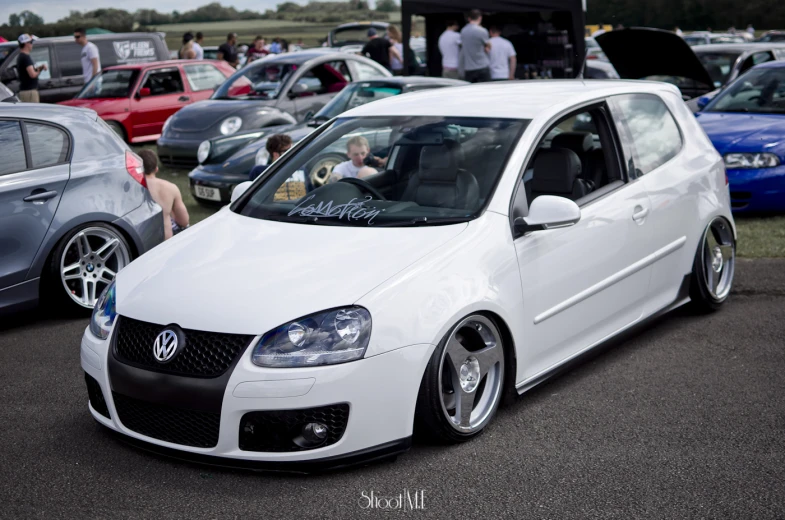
[74, 28, 101, 84]
[331, 136, 377, 181]
[488, 27, 516, 80]
[193, 32, 205, 60]
[438, 20, 461, 79]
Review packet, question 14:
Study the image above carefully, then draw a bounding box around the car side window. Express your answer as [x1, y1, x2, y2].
[0, 121, 27, 175]
[353, 61, 385, 81]
[183, 64, 225, 91]
[328, 60, 352, 82]
[141, 68, 184, 96]
[55, 44, 82, 78]
[26, 123, 69, 169]
[29, 46, 52, 81]
[608, 94, 682, 178]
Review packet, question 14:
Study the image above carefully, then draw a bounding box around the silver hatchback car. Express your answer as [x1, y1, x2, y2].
[0, 103, 164, 314]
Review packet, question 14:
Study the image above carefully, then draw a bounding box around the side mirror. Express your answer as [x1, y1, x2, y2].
[288, 82, 309, 98]
[231, 181, 253, 203]
[696, 95, 711, 110]
[514, 195, 581, 234]
[137, 87, 151, 98]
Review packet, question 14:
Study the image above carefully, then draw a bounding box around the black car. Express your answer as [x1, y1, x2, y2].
[187, 76, 467, 205]
[156, 50, 391, 168]
[596, 28, 785, 103]
[0, 32, 170, 103]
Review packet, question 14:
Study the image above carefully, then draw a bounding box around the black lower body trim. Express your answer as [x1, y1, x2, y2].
[100, 423, 411, 474]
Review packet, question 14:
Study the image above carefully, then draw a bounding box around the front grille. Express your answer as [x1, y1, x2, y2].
[159, 156, 198, 169]
[239, 404, 350, 452]
[113, 316, 254, 378]
[84, 373, 110, 419]
[112, 392, 220, 448]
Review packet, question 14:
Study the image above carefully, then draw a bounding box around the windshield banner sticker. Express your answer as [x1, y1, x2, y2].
[288, 195, 382, 224]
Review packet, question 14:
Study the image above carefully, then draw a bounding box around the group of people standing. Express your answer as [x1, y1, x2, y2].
[16, 28, 100, 103]
[178, 31, 206, 60]
[180, 31, 300, 68]
[438, 10, 517, 83]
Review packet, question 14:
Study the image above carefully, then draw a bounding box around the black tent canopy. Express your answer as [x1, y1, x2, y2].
[401, 0, 586, 78]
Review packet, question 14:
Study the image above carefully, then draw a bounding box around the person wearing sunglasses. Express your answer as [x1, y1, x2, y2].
[74, 28, 101, 85]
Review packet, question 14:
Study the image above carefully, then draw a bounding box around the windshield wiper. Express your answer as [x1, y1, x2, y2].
[375, 216, 472, 227]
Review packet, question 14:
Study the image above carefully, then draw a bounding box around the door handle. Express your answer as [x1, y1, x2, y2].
[632, 206, 649, 222]
[178, 96, 190, 102]
[24, 189, 58, 204]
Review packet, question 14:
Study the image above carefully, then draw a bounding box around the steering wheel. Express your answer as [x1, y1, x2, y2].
[338, 177, 387, 200]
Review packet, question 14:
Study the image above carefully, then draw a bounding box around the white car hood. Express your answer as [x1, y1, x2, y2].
[116, 209, 467, 335]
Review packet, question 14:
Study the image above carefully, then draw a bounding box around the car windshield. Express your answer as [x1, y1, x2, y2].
[78, 69, 140, 98]
[706, 67, 785, 114]
[212, 62, 297, 100]
[314, 83, 403, 121]
[332, 27, 386, 46]
[697, 51, 741, 86]
[235, 116, 528, 227]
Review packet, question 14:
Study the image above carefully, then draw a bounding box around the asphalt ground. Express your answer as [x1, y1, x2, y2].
[0, 259, 783, 519]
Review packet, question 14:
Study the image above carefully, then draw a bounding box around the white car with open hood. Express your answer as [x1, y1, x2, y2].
[81, 80, 735, 472]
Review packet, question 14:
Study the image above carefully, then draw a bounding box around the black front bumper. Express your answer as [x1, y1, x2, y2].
[188, 166, 250, 204]
[157, 136, 203, 169]
[102, 425, 412, 474]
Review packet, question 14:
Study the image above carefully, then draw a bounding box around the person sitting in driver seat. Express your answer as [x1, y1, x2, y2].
[330, 136, 378, 181]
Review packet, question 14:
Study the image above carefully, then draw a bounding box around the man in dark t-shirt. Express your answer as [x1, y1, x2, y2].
[16, 34, 47, 103]
[217, 32, 239, 67]
[361, 28, 400, 71]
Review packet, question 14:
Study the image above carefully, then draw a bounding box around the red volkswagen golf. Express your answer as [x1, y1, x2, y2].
[59, 60, 235, 143]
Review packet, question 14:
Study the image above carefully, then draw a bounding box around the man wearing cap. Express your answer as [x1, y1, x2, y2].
[17, 34, 47, 103]
[361, 28, 401, 71]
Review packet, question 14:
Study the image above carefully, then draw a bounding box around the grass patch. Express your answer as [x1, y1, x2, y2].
[134, 146, 785, 258]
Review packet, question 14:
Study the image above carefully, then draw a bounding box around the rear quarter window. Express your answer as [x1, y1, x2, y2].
[609, 93, 683, 178]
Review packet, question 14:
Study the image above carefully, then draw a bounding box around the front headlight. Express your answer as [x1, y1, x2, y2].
[197, 140, 211, 164]
[90, 281, 117, 340]
[255, 147, 270, 166]
[252, 307, 371, 368]
[220, 116, 242, 136]
[724, 152, 781, 169]
[162, 116, 173, 135]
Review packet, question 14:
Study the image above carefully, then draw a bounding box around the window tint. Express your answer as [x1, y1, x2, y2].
[610, 94, 682, 177]
[0, 121, 27, 175]
[141, 69, 184, 96]
[55, 44, 83, 77]
[26, 123, 69, 168]
[183, 63, 225, 91]
[353, 61, 385, 81]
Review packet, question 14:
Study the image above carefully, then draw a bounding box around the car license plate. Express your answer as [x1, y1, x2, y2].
[194, 185, 221, 201]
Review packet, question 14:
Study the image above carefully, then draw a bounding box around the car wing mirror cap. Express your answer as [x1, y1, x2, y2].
[515, 195, 581, 234]
[137, 87, 151, 98]
[231, 181, 253, 203]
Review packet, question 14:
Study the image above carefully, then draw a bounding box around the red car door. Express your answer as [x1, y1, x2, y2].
[129, 66, 190, 141]
[182, 62, 234, 102]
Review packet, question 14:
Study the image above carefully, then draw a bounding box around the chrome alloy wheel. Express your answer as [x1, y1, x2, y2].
[438, 315, 505, 434]
[700, 218, 735, 301]
[309, 156, 343, 186]
[60, 227, 130, 308]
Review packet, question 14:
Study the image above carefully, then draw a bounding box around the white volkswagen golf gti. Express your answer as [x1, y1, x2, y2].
[81, 81, 736, 471]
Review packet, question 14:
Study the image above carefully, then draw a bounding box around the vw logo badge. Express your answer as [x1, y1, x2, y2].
[153, 329, 179, 363]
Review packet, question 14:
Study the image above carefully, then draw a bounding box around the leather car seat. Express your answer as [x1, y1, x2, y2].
[530, 148, 592, 202]
[401, 142, 479, 210]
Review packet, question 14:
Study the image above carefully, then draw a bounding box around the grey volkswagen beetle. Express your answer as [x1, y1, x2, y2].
[0, 103, 164, 315]
[156, 50, 391, 168]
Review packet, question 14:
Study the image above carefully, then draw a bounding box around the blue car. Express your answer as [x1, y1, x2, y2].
[697, 61, 785, 211]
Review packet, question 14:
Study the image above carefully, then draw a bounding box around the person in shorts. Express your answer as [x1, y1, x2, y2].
[138, 149, 190, 240]
[16, 34, 47, 102]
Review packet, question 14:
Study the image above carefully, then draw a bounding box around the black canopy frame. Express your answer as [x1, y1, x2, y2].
[401, 0, 586, 78]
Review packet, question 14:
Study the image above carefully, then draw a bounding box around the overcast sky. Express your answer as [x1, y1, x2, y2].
[0, 0, 323, 24]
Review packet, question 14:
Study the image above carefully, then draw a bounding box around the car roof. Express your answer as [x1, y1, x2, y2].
[358, 77, 466, 87]
[0, 101, 96, 121]
[24, 32, 164, 44]
[342, 80, 681, 120]
[334, 22, 389, 30]
[692, 43, 785, 53]
[253, 49, 363, 65]
[105, 59, 217, 71]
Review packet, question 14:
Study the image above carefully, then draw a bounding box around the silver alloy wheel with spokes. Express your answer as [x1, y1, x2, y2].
[309, 155, 344, 186]
[60, 227, 130, 308]
[438, 315, 505, 434]
[700, 218, 735, 301]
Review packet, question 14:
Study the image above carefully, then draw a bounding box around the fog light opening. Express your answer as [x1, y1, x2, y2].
[293, 422, 329, 448]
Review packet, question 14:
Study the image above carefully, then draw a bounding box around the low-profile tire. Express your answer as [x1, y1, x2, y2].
[44, 223, 132, 314]
[689, 217, 735, 312]
[106, 121, 126, 142]
[414, 314, 506, 444]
